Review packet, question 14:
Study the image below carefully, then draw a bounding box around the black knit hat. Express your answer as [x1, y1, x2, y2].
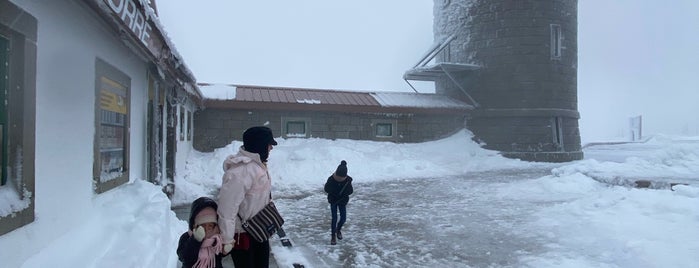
[243, 126, 278, 162]
[335, 160, 348, 177]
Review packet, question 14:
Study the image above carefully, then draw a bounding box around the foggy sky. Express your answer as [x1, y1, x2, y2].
[156, 0, 699, 142]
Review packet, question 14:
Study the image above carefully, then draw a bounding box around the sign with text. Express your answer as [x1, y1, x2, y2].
[103, 0, 165, 59]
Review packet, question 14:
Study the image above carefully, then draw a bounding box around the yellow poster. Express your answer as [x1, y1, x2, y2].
[100, 77, 127, 114]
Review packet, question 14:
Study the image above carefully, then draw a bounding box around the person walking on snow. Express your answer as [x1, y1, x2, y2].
[324, 160, 354, 245]
[217, 126, 278, 268]
[177, 196, 226, 268]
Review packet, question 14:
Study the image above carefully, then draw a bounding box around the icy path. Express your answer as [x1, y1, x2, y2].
[274, 167, 559, 267]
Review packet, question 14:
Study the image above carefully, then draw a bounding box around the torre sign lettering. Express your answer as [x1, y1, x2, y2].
[105, 0, 152, 45]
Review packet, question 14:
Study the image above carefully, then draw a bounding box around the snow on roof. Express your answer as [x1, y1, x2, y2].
[296, 99, 322, 104]
[197, 84, 237, 100]
[370, 92, 473, 109]
[197, 84, 472, 110]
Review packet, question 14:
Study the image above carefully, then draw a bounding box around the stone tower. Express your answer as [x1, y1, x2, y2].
[409, 0, 582, 162]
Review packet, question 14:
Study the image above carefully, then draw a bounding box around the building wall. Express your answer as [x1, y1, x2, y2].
[0, 0, 150, 265]
[433, 0, 582, 162]
[468, 114, 582, 162]
[193, 108, 466, 152]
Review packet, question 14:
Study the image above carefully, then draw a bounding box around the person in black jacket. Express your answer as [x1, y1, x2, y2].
[324, 160, 354, 245]
[177, 197, 226, 268]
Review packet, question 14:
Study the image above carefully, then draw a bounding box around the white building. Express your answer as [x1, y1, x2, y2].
[0, 0, 201, 265]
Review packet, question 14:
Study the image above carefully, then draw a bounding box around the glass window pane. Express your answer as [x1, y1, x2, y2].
[550, 24, 562, 59]
[179, 107, 185, 141]
[0, 36, 7, 185]
[376, 123, 392, 137]
[0, 124, 4, 186]
[287, 121, 306, 136]
[98, 76, 128, 183]
[0, 5, 38, 234]
[187, 111, 192, 140]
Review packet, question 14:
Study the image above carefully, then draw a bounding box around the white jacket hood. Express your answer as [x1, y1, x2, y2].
[222, 147, 263, 172]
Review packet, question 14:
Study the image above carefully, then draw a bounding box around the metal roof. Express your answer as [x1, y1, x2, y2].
[233, 85, 380, 106]
[199, 84, 474, 112]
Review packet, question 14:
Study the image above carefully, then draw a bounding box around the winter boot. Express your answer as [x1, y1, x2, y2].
[336, 229, 343, 240]
[330, 234, 337, 245]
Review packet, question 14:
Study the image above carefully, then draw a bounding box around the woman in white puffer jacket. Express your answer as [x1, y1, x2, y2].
[217, 126, 277, 268]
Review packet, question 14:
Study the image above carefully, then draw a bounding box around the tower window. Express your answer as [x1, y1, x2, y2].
[552, 117, 564, 149]
[550, 24, 562, 60]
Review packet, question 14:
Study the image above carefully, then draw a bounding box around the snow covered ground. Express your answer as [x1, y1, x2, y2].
[15, 130, 699, 267]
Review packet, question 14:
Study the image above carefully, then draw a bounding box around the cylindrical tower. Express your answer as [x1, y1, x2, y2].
[434, 0, 582, 162]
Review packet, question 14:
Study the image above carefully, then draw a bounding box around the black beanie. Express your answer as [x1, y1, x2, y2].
[335, 160, 348, 177]
[243, 126, 278, 162]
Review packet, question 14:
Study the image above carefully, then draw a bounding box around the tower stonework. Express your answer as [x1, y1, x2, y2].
[433, 0, 582, 162]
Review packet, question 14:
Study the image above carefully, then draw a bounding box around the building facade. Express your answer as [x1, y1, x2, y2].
[194, 84, 472, 152]
[0, 0, 201, 265]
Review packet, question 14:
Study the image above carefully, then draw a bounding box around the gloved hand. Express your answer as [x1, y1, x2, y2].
[223, 243, 233, 254]
[193, 225, 206, 242]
